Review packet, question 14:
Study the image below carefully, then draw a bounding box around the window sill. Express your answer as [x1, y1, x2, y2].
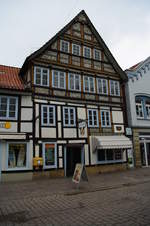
[97, 160, 124, 165]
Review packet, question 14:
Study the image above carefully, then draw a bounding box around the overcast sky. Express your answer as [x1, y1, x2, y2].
[0, 0, 150, 70]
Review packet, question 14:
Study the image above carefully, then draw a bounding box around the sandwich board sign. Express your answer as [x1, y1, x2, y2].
[72, 163, 88, 184]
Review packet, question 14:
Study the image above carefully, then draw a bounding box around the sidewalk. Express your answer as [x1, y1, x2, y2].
[0, 167, 150, 201]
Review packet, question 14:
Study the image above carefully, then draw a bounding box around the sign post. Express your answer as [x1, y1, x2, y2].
[72, 163, 88, 185]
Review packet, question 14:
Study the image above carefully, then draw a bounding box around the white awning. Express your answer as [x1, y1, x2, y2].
[90, 135, 132, 152]
[0, 133, 26, 140]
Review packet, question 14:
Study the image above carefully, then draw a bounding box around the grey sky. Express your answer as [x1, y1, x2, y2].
[0, 0, 150, 69]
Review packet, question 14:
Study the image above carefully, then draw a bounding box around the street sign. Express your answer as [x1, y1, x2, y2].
[72, 163, 88, 184]
[126, 127, 132, 136]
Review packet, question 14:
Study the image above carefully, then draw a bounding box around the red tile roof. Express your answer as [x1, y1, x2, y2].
[128, 61, 143, 71]
[0, 65, 24, 90]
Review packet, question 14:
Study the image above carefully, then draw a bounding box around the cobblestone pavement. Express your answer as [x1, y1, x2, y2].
[0, 168, 150, 226]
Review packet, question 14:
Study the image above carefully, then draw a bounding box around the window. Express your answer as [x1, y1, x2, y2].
[60, 40, 69, 53]
[97, 78, 108, 95]
[83, 46, 91, 58]
[146, 104, 150, 119]
[101, 110, 111, 127]
[83, 76, 95, 93]
[34, 66, 49, 86]
[110, 80, 120, 96]
[7, 143, 28, 169]
[94, 49, 101, 60]
[63, 107, 76, 127]
[43, 143, 57, 169]
[42, 105, 55, 126]
[136, 102, 144, 118]
[0, 96, 18, 120]
[68, 73, 81, 91]
[97, 149, 123, 163]
[72, 44, 80, 56]
[87, 109, 99, 127]
[52, 70, 66, 89]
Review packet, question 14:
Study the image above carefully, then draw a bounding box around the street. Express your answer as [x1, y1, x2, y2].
[0, 168, 150, 226]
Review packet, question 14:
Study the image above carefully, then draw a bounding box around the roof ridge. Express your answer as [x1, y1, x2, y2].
[0, 64, 20, 69]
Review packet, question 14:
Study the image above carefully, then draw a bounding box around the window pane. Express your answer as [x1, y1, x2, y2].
[103, 80, 107, 94]
[69, 74, 74, 90]
[114, 150, 122, 160]
[9, 98, 16, 118]
[110, 81, 115, 95]
[49, 107, 54, 125]
[59, 72, 65, 88]
[84, 47, 91, 58]
[94, 49, 101, 60]
[84, 77, 89, 92]
[43, 107, 48, 124]
[106, 149, 114, 161]
[61, 41, 69, 53]
[45, 144, 55, 166]
[53, 71, 59, 87]
[75, 75, 80, 90]
[97, 149, 105, 161]
[97, 79, 102, 94]
[8, 144, 27, 168]
[70, 109, 74, 125]
[0, 97, 7, 117]
[89, 77, 94, 92]
[42, 70, 48, 86]
[73, 44, 80, 56]
[115, 81, 119, 96]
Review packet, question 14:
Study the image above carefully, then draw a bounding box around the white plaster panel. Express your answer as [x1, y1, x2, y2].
[112, 111, 123, 124]
[41, 128, 56, 138]
[21, 108, 32, 121]
[0, 122, 17, 133]
[58, 123, 62, 138]
[35, 145, 39, 157]
[21, 123, 32, 133]
[21, 96, 32, 107]
[59, 146, 62, 157]
[64, 128, 76, 138]
[57, 106, 61, 121]
[84, 144, 89, 166]
[90, 137, 97, 165]
[59, 158, 63, 168]
[78, 108, 86, 120]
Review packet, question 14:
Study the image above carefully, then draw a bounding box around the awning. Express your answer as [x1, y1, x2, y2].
[0, 133, 26, 140]
[90, 135, 132, 152]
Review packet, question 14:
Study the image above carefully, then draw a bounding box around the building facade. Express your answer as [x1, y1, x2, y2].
[0, 11, 132, 182]
[125, 56, 150, 167]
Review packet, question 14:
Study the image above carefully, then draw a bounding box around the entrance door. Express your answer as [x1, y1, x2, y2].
[66, 147, 81, 177]
[146, 143, 150, 165]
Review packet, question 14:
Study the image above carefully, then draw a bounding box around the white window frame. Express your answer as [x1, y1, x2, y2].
[68, 73, 81, 91]
[34, 66, 49, 87]
[41, 105, 55, 126]
[83, 76, 95, 93]
[0, 96, 18, 120]
[97, 78, 108, 95]
[63, 107, 76, 127]
[6, 142, 29, 171]
[136, 102, 144, 119]
[83, 46, 91, 58]
[97, 149, 123, 164]
[42, 142, 57, 169]
[93, 49, 101, 60]
[87, 109, 99, 128]
[109, 80, 120, 96]
[60, 40, 69, 53]
[72, 43, 81, 56]
[100, 109, 111, 127]
[146, 104, 150, 119]
[52, 70, 66, 89]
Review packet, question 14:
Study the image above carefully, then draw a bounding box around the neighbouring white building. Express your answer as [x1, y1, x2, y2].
[125, 56, 150, 167]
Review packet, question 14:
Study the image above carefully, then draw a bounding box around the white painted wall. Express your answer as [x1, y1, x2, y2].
[21, 123, 32, 133]
[0, 122, 17, 133]
[21, 108, 32, 121]
[21, 96, 32, 107]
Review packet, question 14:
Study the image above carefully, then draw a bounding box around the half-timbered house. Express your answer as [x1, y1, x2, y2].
[0, 10, 132, 181]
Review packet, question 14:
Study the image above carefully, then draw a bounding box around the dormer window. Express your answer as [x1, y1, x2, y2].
[34, 66, 49, 87]
[83, 46, 91, 58]
[60, 40, 69, 53]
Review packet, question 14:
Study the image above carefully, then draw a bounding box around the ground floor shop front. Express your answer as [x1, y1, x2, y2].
[0, 135, 132, 182]
[133, 128, 150, 167]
